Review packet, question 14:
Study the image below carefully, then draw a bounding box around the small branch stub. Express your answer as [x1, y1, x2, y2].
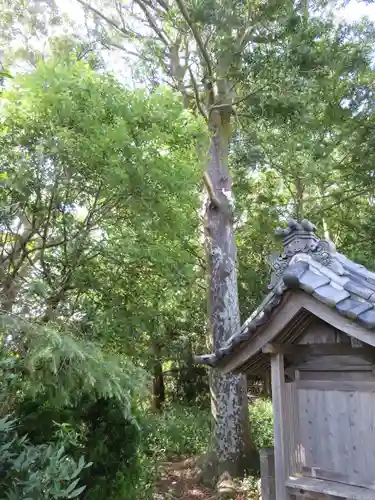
[203, 172, 233, 220]
[203, 171, 220, 208]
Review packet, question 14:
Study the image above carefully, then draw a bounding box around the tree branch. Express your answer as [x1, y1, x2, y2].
[233, 84, 269, 107]
[183, 243, 206, 270]
[115, 0, 128, 31]
[314, 189, 371, 215]
[153, 0, 170, 12]
[76, 0, 147, 40]
[134, 0, 170, 46]
[188, 67, 207, 120]
[173, 0, 213, 82]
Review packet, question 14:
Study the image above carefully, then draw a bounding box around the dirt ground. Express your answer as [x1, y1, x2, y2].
[154, 457, 257, 500]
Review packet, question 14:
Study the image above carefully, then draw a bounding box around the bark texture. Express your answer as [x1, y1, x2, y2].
[204, 107, 254, 480]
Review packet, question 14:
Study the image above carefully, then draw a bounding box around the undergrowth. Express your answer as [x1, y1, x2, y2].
[124, 403, 212, 499]
[143, 403, 211, 459]
[0, 313, 273, 500]
[127, 398, 273, 499]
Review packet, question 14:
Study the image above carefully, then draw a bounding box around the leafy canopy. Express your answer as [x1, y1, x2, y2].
[0, 57, 206, 319]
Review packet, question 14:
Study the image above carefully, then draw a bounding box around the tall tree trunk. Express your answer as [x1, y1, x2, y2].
[295, 176, 304, 220]
[1, 276, 20, 312]
[159, 35, 255, 478]
[204, 107, 254, 480]
[151, 341, 165, 412]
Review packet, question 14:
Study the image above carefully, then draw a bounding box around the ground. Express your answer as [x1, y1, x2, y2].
[155, 457, 259, 500]
[155, 457, 214, 500]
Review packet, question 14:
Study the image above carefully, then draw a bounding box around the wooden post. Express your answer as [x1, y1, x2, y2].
[271, 353, 287, 500]
[260, 447, 276, 500]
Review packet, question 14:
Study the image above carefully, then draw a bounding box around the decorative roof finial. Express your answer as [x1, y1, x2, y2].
[275, 218, 319, 257]
[268, 219, 340, 290]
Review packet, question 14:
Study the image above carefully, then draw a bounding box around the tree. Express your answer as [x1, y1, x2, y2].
[0, 53, 209, 497]
[17, 0, 373, 482]
[0, 56, 205, 350]
[230, 11, 375, 315]
[0, 0, 60, 69]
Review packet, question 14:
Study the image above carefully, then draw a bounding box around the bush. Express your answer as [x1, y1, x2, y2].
[0, 315, 146, 500]
[249, 398, 273, 450]
[79, 398, 140, 499]
[15, 395, 142, 500]
[104, 452, 157, 500]
[0, 415, 90, 499]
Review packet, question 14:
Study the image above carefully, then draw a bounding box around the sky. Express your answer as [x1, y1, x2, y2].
[338, 0, 375, 22]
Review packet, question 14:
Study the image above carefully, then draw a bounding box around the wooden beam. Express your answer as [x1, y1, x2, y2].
[286, 490, 338, 500]
[296, 379, 375, 392]
[260, 448, 276, 500]
[219, 290, 375, 376]
[271, 353, 287, 500]
[262, 343, 374, 357]
[220, 291, 375, 375]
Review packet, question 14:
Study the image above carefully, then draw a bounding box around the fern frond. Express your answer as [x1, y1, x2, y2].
[0, 312, 148, 420]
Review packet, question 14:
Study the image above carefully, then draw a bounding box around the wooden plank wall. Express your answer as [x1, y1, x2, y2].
[273, 316, 375, 499]
[297, 387, 375, 484]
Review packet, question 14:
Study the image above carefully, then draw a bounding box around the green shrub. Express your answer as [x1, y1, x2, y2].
[107, 403, 212, 500]
[79, 398, 140, 499]
[0, 415, 90, 499]
[15, 395, 142, 500]
[0, 316, 146, 500]
[249, 398, 273, 450]
[102, 453, 157, 500]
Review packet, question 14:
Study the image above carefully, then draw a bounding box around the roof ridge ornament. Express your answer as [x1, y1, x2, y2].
[268, 219, 343, 290]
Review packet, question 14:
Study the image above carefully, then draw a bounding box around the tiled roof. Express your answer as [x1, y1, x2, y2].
[194, 220, 375, 367]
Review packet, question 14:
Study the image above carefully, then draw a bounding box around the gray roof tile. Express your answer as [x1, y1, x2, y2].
[358, 309, 375, 329]
[283, 261, 309, 289]
[231, 335, 242, 346]
[337, 254, 375, 289]
[221, 345, 232, 356]
[343, 280, 374, 300]
[312, 285, 350, 307]
[298, 270, 330, 294]
[338, 257, 365, 274]
[238, 329, 250, 341]
[335, 298, 373, 320]
[353, 266, 375, 283]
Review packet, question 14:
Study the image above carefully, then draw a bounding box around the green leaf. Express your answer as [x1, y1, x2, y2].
[65, 478, 80, 494]
[67, 485, 86, 498]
